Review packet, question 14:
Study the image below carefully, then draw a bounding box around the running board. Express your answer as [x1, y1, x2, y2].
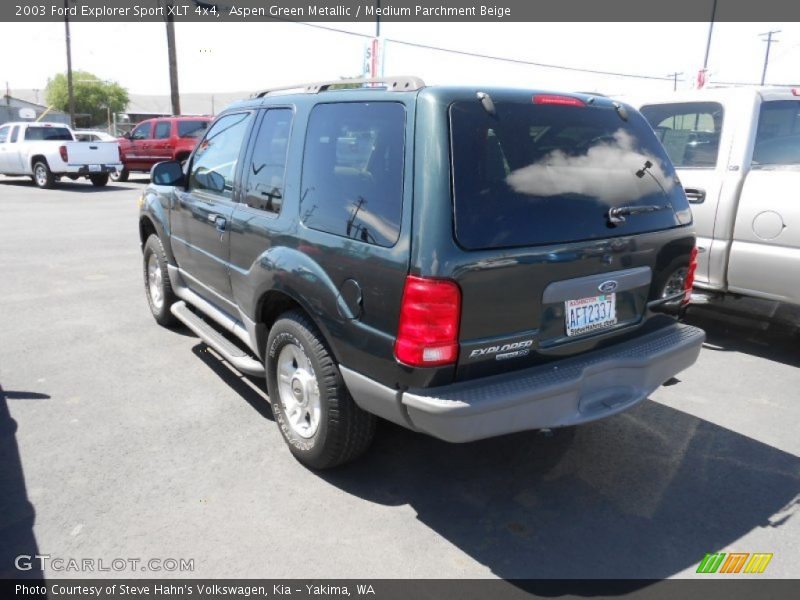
[171, 301, 265, 377]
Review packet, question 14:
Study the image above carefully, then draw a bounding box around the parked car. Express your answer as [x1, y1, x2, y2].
[114, 116, 210, 182]
[138, 77, 704, 469]
[73, 130, 117, 143]
[637, 87, 800, 326]
[0, 121, 122, 188]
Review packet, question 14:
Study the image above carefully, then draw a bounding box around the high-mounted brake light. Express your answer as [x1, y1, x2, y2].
[682, 247, 698, 305]
[394, 275, 461, 367]
[59, 145, 69, 162]
[533, 94, 586, 107]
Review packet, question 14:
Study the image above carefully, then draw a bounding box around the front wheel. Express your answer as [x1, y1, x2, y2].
[142, 234, 177, 326]
[266, 311, 376, 469]
[32, 161, 54, 189]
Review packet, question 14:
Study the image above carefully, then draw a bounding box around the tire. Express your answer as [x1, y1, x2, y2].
[89, 174, 109, 187]
[32, 161, 54, 189]
[110, 168, 129, 182]
[142, 234, 177, 326]
[656, 258, 690, 314]
[266, 311, 376, 469]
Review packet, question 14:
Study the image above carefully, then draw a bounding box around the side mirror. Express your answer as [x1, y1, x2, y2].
[151, 160, 185, 187]
[122, 131, 132, 140]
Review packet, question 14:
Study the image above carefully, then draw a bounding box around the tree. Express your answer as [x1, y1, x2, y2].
[45, 71, 128, 127]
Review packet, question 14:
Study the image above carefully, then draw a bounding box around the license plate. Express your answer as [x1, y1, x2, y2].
[89, 164, 101, 172]
[565, 293, 617, 337]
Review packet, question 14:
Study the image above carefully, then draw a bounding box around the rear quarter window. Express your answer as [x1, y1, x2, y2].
[178, 120, 209, 138]
[450, 100, 690, 250]
[300, 102, 405, 248]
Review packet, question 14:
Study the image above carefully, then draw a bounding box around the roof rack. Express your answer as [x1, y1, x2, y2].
[252, 76, 425, 98]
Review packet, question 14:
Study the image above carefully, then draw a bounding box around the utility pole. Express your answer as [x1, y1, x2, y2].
[64, 0, 76, 127]
[760, 30, 781, 86]
[667, 72, 683, 91]
[165, 0, 181, 115]
[698, 0, 718, 89]
[375, 0, 381, 37]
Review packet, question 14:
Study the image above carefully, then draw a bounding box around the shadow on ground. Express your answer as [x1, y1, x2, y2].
[683, 308, 800, 368]
[320, 403, 799, 580]
[0, 386, 43, 578]
[193, 309, 799, 582]
[0, 178, 140, 193]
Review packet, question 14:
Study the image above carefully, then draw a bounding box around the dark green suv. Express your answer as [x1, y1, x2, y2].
[139, 76, 704, 469]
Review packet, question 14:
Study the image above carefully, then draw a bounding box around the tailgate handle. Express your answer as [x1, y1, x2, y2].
[89, 145, 98, 150]
[684, 188, 706, 204]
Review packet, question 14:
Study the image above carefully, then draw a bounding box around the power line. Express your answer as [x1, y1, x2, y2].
[290, 21, 675, 82]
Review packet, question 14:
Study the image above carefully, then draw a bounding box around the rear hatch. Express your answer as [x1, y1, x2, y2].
[446, 93, 694, 380]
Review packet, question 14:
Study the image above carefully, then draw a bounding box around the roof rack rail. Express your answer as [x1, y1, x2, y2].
[252, 76, 426, 98]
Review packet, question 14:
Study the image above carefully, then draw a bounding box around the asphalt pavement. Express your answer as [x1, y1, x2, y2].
[0, 174, 798, 580]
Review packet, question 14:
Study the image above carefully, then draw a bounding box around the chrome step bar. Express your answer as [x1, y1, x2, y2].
[170, 301, 265, 377]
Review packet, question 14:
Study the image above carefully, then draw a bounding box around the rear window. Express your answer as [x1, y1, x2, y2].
[450, 100, 690, 250]
[24, 126, 73, 141]
[752, 100, 800, 167]
[178, 120, 208, 138]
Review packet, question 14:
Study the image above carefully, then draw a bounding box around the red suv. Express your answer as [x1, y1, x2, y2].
[113, 116, 211, 181]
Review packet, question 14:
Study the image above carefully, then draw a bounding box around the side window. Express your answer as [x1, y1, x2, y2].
[752, 100, 800, 166]
[300, 102, 405, 247]
[0, 126, 9, 144]
[131, 122, 152, 140]
[244, 109, 292, 214]
[640, 102, 724, 168]
[178, 120, 208, 138]
[154, 121, 172, 139]
[9, 126, 19, 143]
[188, 112, 253, 199]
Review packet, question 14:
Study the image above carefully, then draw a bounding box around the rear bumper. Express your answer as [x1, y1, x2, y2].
[63, 163, 123, 175]
[341, 323, 705, 443]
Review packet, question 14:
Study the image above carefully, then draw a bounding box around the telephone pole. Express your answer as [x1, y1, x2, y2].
[760, 30, 781, 86]
[667, 72, 683, 91]
[63, 0, 76, 127]
[165, 1, 181, 115]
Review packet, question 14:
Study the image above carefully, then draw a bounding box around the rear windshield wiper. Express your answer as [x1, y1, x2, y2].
[607, 204, 668, 226]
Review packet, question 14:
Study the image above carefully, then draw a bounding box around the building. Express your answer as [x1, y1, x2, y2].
[0, 95, 70, 127]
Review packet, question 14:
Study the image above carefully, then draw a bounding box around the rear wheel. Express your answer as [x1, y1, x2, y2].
[266, 311, 376, 469]
[32, 161, 54, 189]
[110, 168, 129, 182]
[89, 174, 109, 187]
[143, 234, 177, 326]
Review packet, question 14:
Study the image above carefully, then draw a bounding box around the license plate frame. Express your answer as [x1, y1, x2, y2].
[565, 293, 617, 337]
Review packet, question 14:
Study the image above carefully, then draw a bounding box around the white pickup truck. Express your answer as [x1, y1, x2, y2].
[635, 87, 800, 328]
[0, 121, 122, 188]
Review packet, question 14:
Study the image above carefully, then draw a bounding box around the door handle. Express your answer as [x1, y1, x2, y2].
[684, 188, 706, 204]
[214, 216, 227, 232]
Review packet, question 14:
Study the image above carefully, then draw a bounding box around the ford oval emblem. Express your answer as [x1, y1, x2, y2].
[598, 280, 618, 293]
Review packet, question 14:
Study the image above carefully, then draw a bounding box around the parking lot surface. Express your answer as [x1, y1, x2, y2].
[1, 175, 798, 580]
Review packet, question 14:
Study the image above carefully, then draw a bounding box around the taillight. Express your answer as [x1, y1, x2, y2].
[394, 275, 461, 367]
[59, 145, 68, 162]
[533, 94, 586, 107]
[683, 247, 698, 305]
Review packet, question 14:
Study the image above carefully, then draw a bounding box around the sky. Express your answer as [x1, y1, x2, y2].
[1, 20, 799, 104]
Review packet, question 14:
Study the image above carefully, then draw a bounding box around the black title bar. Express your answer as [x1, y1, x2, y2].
[3, 0, 800, 23]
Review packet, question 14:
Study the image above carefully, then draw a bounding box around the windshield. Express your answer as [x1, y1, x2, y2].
[449, 101, 691, 250]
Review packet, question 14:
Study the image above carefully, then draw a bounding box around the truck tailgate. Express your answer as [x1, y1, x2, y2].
[66, 141, 119, 166]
